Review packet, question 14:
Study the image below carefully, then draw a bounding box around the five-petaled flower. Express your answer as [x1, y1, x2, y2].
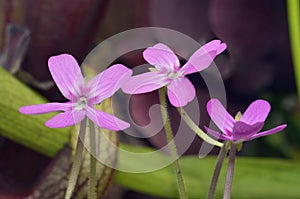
[122, 40, 226, 107]
[19, 54, 132, 130]
[205, 98, 287, 143]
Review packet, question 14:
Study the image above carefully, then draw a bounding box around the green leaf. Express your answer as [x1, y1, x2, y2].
[115, 144, 300, 198]
[0, 67, 69, 157]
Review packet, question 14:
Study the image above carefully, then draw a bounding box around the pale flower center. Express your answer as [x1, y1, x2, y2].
[75, 96, 88, 110]
[167, 71, 182, 80]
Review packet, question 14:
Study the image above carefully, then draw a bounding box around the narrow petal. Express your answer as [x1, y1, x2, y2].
[86, 64, 132, 104]
[249, 124, 287, 140]
[48, 54, 85, 100]
[180, 51, 216, 75]
[86, 107, 130, 131]
[232, 121, 264, 141]
[202, 40, 227, 55]
[239, 100, 271, 125]
[121, 71, 168, 94]
[19, 102, 73, 114]
[206, 99, 235, 135]
[180, 40, 226, 75]
[143, 43, 180, 71]
[205, 126, 232, 141]
[45, 110, 85, 128]
[167, 77, 195, 107]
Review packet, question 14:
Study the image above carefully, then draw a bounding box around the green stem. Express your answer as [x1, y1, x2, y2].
[158, 87, 188, 199]
[177, 107, 223, 147]
[88, 120, 97, 199]
[287, 0, 300, 99]
[207, 142, 228, 199]
[65, 117, 87, 199]
[223, 143, 236, 199]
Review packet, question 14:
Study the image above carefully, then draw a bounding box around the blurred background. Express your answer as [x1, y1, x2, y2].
[0, 0, 299, 198]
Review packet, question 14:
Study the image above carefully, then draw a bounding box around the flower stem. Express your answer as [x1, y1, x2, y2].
[177, 107, 223, 147]
[88, 120, 97, 199]
[65, 117, 87, 199]
[223, 143, 236, 199]
[207, 142, 228, 199]
[287, 0, 300, 100]
[158, 87, 188, 199]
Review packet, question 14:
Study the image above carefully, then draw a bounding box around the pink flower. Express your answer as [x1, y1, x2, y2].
[206, 98, 287, 143]
[19, 54, 132, 130]
[121, 40, 226, 107]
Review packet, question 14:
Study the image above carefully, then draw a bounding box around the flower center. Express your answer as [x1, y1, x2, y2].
[234, 112, 242, 121]
[167, 71, 182, 80]
[75, 96, 88, 110]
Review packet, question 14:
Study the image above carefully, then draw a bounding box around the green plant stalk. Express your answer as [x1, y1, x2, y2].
[158, 87, 188, 199]
[177, 107, 223, 147]
[207, 142, 228, 199]
[287, 0, 300, 99]
[65, 118, 87, 199]
[0, 67, 69, 157]
[223, 143, 236, 199]
[88, 120, 97, 199]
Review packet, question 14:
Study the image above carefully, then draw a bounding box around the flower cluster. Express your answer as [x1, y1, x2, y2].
[20, 40, 286, 141]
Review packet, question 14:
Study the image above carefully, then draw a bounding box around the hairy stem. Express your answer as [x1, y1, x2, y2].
[88, 120, 97, 199]
[158, 87, 188, 199]
[223, 143, 236, 199]
[207, 142, 228, 199]
[177, 107, 223, 147]
[65, 117, 87, 199]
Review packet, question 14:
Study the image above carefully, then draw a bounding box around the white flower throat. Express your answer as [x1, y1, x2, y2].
[167, 71, 183, 80]
[75, 96, 88, 110]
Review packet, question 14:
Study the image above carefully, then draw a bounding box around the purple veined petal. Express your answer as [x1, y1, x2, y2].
[121, 71, 169, 94]
[180, 40, 226, 75]
[167, 77, 195, 107]
[239, 100, 271, 125]
[143, 43, 180, 72]
[232, 121, 264, 141]
[86, 64, 132, 104]
[48, 54, 85, 100]
[45, 110, 86, 128]
[205, 126, 233, 141]
[206, 99, 235, 135]
[19, 102, 73, 115]
[85, 107, 130, 131]
[249, 124, 287, 140]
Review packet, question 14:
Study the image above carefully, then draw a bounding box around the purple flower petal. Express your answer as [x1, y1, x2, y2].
[45, 110, 85, 128]
[86, 107, 130, 130]
[180, 52, 215, 75]
[232, 121, 264, 141]
[167, 77, 195, 107]
[143, 43, 180, 72]
[121, 71, 168, 94]
[48, 54, 85, 100]
[202, 40, 227, 55]
[206, 99, 235, 135]
[180, 40, 226, 75]
[86, 64, 132, 104]
[239, 100, 271, 125]
[205, 126, 233, 141]
[249, 124, 287, 140]
[19, 102, 73, 115]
